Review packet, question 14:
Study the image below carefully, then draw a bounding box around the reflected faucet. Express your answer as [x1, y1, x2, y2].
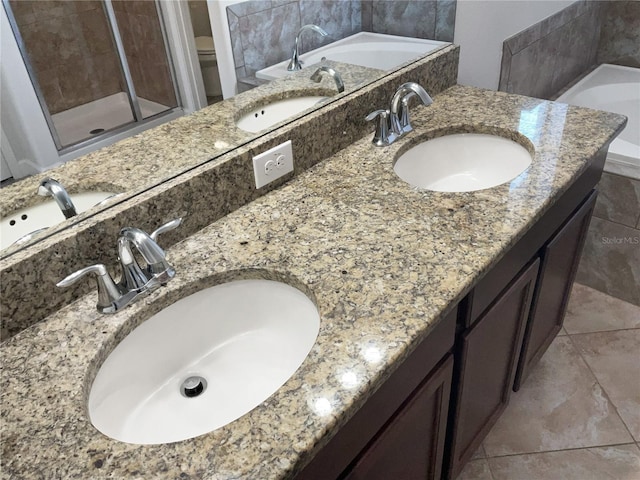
[56, 218, 182, 313]
[37, 178, 77, 219]
[310, 66, 344, 93]
[288, 24, 328, 71]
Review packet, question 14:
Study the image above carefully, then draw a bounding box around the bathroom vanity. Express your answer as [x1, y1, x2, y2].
[0, 46, 626, 479]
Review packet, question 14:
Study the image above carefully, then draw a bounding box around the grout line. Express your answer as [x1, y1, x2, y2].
[566, 326, 640, 336]
[565, 333, 638, 443]
[484, 441, 638, 459]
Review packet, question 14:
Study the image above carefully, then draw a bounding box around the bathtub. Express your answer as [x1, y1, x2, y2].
[556, 64, 640, 180]
[256, 32, 447, 81]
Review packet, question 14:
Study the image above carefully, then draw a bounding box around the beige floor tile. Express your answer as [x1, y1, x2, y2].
[471, 443, 486, 459]
[557, 327, 568, 336]
[488, 444, 640, 480]
[572, 329, 640, 441]
[564, 283, 640, 334]
[483, 336, 633, 457]
[456, 458, 493, 480]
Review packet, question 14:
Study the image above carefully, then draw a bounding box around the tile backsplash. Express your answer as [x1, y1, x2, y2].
[227, 0, 456, 81]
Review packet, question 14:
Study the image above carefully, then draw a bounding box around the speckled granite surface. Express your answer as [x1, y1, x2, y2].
[0, 85, 626, 479]
[0, 60, 382, 257]
[0, 46, 459, 340]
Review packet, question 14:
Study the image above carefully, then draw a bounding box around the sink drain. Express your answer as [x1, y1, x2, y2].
[180, 376, 207, 398]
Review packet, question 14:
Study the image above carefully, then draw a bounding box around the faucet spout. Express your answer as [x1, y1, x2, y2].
[389, 82, 433, 136]
[37, 178, 77, 219]
[310, 66, 344, 93]
[118, 227, 174, 286]
[287, 24, 328, 71]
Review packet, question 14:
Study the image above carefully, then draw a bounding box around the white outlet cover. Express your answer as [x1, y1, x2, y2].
[252, 140, 294, 189]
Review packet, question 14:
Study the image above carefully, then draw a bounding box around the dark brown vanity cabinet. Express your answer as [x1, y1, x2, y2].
[295, 308, 457, 480]
[296, 157, 603, 479]
[446, 258, 540, 479]
[343, 355, 454, 480]
[514, 191, 597, 390]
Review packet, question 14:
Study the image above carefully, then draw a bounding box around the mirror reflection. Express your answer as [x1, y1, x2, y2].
[0, 0, 455, 257]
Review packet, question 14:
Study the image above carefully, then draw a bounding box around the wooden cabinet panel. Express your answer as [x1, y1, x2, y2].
[295, 309, 456, 480]
[447, 258, 540, 479]
[343, 354, 454, 480]
[514, 191, 597, 391]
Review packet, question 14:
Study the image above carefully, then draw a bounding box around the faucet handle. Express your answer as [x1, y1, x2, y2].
[150, 217, 183, 242]
[57, 264, 124, 314]
[365, 109, 393, 147]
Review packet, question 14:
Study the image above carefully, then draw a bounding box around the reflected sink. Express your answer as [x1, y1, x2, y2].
[235, 96, 329, 133]
[88, 279, 320, 445]
[393, 133, 532, 192]
[0, 191, 116, 249]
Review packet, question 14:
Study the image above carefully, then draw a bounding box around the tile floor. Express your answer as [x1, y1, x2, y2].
[457, 283, 640, 480]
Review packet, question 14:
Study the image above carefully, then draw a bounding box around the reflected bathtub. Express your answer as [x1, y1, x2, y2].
[256, 32, 447, 81]
[556, 64, 640, 180]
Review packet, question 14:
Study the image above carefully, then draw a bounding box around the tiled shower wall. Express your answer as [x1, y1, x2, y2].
[7, 0, 176, 115]
[8, 0, 123, 114]
[227, 0, 456, 81]
[112, 1, 177, 108]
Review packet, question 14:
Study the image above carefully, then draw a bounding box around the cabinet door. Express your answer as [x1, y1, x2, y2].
[447, 258, 540, 479]
[514, 191, 597, 391]
[343, 354, 454, 480]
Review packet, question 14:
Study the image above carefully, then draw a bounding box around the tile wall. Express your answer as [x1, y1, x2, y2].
[112, 1, 177, 109]
[597, 1, 640, 68]
[7, 0, 176, 116]
[576, 173, 640, 306]
[226, 0, 456, 83]
[8, 0, 123, 114]
[498, 1, 601, 99]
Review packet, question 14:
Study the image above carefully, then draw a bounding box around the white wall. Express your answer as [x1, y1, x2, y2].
[454, 0, 575, 90]
[208, 0, 239, 99]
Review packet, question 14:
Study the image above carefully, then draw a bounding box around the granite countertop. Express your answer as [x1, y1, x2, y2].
[0, 60, 381, 256]
[0, 85, 626, 479]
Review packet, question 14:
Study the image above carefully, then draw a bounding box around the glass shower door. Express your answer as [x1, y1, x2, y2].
[3, 0, 179, 150]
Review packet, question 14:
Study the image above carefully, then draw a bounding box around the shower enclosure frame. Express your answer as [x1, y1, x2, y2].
[0, 1, 206, 181]
[2, 0, 182, 154]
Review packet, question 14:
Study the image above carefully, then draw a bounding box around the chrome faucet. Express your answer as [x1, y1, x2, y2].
[56, 218, 182, 313]
[37, 178, 77, 219]
[287, 24, 328, 71]
[310, 66, 344, 93]
[365, 82, 434, 147]
[389, 82, 433, 136]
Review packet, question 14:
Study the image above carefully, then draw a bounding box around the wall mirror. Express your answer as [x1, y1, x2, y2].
[0, 0, 455, 259]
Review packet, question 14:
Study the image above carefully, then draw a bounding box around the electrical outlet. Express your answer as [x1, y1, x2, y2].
[252, 140, 294, 189]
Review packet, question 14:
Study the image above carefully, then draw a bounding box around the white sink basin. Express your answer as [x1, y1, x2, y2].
[393, 133, 532, 192]
[0, 191, 116, 249]
[88, 279, 320, 445]
[235, 96, 328, 133]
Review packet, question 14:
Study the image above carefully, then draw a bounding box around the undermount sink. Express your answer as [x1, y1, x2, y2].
[235, 96, 329, 133]
[393, 133, 533, 192]
[0, 191, 116, 250]
[88, 279, 320, 445]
